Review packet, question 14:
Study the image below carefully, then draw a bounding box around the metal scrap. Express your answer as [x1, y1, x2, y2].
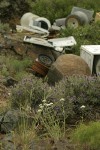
[23, 36, 77, 53]
[23, 36, 53, 48]
[18, 12, 51, 35]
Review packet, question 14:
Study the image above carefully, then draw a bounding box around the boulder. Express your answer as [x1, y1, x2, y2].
[0, 109, 35, 134]
[0, 110, 19, 133]
[47, 54, 91, 84]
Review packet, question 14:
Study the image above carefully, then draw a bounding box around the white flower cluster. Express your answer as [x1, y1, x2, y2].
[80, 105, 85, 109]
[37, 98, 65, 113]
[60, 98, 65, 102]
[37, 99, 53, 113]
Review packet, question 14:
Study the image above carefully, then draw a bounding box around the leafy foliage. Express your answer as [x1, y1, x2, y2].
[60, 21, 100, 55]
[31, 0, 100, 23]
[72, 121, 100, 150]
[0, 55, 32, 79]
[31, 0, 71, 23]
[11, 75, 100, 123]
[51, 75, 100, 122]
[0, 0, 100, 24]
[0, 0, 32, 22]
[0, 22, 10, 32]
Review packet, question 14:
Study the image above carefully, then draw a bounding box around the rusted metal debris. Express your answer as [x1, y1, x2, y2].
[32, 58, 49, 77]
[23, 35, 77, 76]
[53, 7, 94, 28]
[23, 36, 54, 48]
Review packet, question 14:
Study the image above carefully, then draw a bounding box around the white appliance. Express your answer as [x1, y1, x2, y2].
[80, 45, 100, 75]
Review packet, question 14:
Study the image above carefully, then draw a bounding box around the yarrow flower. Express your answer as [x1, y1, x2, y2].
[37, 109, 42, 113]
[80, 105, 85, 109]
[60, 98, 65, 102]
[45, 102, 53, 107]
[8, 92, 11, 96]
[42, 99, 47, 103]
[26, 105, 31, 112]
[39, 104, 42, 107]
[49, 102, 53, 105]
[39, 104, 44, 109]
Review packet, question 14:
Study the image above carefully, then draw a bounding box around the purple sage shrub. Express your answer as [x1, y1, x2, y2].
[11, 75, 52, 109]
[51, 75, 100, 122]
[11, 75, 100, 123]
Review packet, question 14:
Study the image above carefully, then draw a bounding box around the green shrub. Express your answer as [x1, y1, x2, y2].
[72, 121, 100, 150]
[31, 0, 100, 23]
[31, 0, 73, 23]
[14, 71, 29, 81]
[7, 57, 32, 74]
[0, 22, 10, 32]
[11, 75, 100, 123]
[0, 55, 32, 80]
[1, 65, 10, 77]
[77, 0, 100, 13]
[12, 114, 36, 150]
[60, 21, 100, 55]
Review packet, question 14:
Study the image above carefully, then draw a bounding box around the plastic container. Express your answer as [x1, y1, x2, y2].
[20, 12, 51, 30]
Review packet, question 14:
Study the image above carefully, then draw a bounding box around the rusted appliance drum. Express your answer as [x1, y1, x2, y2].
[32, 59, 49, 77]
[65, 11, 89, 28]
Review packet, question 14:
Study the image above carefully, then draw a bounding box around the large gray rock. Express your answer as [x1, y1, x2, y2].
[0, 110, 19, 133]
[47, 54, 91, 84]
[0, 109, 35, 134]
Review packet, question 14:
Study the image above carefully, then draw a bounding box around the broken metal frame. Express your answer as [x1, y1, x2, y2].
[16, 25, 45, 34]
[23, 36, 77, 53]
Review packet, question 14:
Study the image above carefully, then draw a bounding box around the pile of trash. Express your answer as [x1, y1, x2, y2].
[17, 7, 95, 35]
[0, 6, 100, 80]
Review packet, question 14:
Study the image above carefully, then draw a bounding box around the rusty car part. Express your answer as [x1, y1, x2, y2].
[65, 7, 94, 28]
[32, 59, 49, 76]
[38, 54, 54, 67]
[65, 14, 83, 28]
[53, 7, 94, 28]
